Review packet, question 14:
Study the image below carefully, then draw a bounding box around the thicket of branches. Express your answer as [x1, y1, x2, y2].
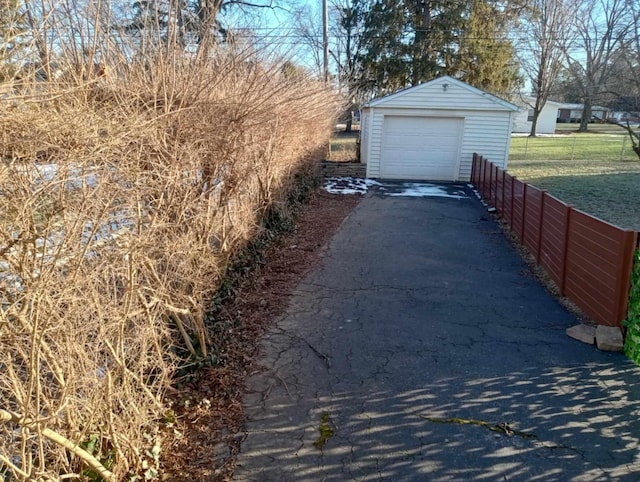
[0, 2, 339, 479]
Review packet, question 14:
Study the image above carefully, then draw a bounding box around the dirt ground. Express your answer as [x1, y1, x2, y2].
[159, 189, 362, 481]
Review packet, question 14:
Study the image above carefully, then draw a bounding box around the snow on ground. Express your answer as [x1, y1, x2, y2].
[386, 183, 467, 199]
[323, 177, 468, 199]
[323, 177, 381, 195]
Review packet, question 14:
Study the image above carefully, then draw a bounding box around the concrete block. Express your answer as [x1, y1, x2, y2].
[596, 325, 624, 352]
[566, 324, 596, 345]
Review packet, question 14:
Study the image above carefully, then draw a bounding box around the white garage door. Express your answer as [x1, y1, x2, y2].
[380, 116, 463, 180]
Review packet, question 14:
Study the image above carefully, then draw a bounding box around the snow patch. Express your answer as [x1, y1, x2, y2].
[323, 177, 380, 195]
[323, 178, 469, 199]
[387, 183, 468, 199]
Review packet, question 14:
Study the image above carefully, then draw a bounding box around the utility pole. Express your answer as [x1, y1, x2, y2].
[323, 0, 329, 83]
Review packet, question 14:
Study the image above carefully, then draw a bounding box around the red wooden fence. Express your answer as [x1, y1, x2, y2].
[472, 153, 638, 327]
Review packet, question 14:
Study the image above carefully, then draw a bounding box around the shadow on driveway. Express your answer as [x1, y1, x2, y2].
[234, 184, 640, 481]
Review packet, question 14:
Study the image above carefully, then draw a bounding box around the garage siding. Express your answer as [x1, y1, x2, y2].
[374, 81, 509, 111]
[365, 107, 513, 181]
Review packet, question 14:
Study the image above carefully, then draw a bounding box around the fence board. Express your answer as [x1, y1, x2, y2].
[495, 168, 504, 212]
[523, 185, 543, 259]
[565, 210, 637, 325]
[503, 172, 514, 226]
[480, 157, 488, 197]
[539, 194, 570, 290]
[512, 179, 525, 242]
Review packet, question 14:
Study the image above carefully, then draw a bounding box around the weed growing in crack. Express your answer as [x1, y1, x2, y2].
[313, 412, 336, 449]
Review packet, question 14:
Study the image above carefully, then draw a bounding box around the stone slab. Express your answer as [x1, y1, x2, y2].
[596, 325, 624, 352]
[566, 324, 596, 345]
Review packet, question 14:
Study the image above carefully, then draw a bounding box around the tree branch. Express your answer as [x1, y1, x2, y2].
[0, 409, 115, 481]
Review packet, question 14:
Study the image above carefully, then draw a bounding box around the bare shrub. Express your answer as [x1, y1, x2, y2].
[0, 48, 339, 479]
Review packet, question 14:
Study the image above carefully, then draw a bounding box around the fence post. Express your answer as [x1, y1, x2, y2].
[536, 190, 547, 263]
[493, 165, 499, 207]
[621, 136, 627, 161]
[501, 169, 506, 214]
[571, 136, 577, 161]
[524, 136, 529, 161]
[510, 175, 515, 229]
[559, 205, 573, 296]
[488, 161, 493, 202]
[472, 153, 477, 185]
[493, 165, 497, 208]
[521, 184, 528, 243]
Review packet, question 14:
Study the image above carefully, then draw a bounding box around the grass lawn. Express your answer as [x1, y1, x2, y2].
[509, 133, 638, 162]
[509, 125, 640, 230]
[328, 128, 359, 162]
[507, 157, 640, 231]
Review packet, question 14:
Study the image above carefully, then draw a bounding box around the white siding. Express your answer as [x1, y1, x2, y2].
[512, 101, 560, 134]
[372, 82, 509, 112]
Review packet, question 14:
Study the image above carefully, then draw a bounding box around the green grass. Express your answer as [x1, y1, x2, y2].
[507, 157, 640, 230]
[554, 123, 640, 134]
[510, 133, 638, 162]
[508, 126, 640, 230]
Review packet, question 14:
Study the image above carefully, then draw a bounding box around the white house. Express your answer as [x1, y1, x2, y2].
[360, 76, 518, 181]
[512, 97, 563, 134]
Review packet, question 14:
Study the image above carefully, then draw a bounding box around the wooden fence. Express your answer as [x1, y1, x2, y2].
[472, 153, 639, 327]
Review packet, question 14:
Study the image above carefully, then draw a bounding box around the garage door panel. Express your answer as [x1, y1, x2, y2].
[380, 116, 462, 181]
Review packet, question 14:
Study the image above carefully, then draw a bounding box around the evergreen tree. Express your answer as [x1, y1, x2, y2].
[354, 0, 522, 97]
[450, 0, 522, 95]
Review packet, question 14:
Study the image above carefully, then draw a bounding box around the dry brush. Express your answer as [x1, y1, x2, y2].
[0, 53, 339, 480]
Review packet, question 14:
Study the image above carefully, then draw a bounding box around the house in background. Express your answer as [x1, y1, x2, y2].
[360, 76, 518, 181]
[557, 103, 610, 123]
[608, 97, 640, 125]
[512, 96, 563, 134]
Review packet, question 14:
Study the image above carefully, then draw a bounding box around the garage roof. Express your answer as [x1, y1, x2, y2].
[365, 76, 519, 112]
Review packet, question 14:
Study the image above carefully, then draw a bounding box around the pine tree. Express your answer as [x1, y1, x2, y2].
[354, 0, 522, 97]
[450, 0, 522, 95]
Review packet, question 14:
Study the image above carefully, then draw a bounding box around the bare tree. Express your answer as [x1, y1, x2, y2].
[518, 0, 578, 136]
[610, 0, 640, 158]
[563, 0, 632, 132]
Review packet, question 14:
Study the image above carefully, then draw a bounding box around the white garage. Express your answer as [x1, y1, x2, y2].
[360, 76, 518, 181]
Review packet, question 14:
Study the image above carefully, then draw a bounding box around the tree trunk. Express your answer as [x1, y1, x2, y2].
[529, 110, 539, 137]
[579, 101, 592, 132]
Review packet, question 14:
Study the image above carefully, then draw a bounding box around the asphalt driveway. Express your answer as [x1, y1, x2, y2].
[233, 182, 640, 481]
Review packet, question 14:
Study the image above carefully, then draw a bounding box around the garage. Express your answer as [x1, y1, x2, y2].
[359, 76, 518, 182]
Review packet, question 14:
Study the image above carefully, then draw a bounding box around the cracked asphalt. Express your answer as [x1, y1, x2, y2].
[233, 183, 640, 481]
